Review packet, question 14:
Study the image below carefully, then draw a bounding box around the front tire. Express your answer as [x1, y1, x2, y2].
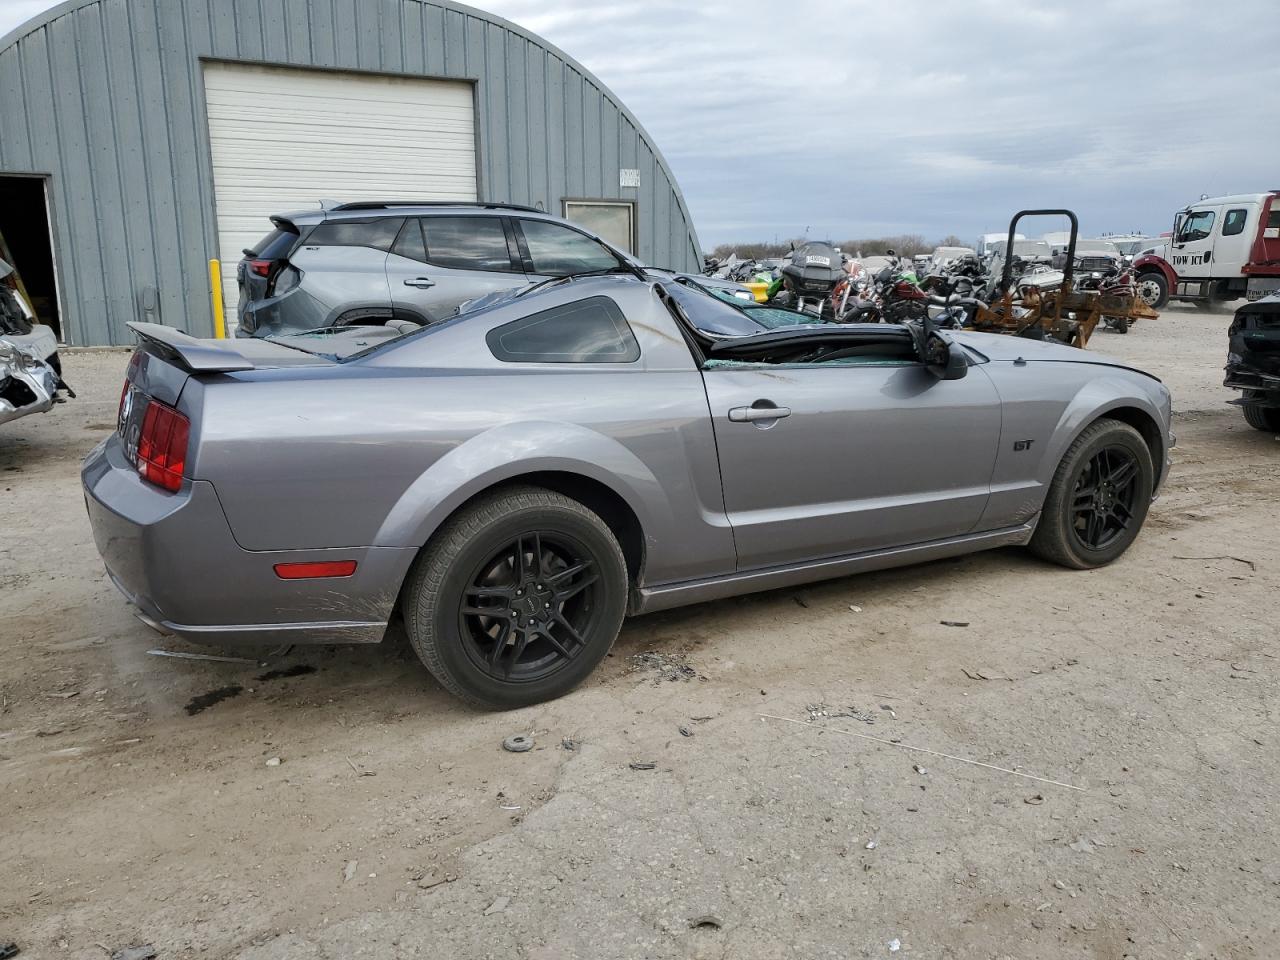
[1029, 419, 1154, 569]
[1135, 272, 1169, 310]
[403, 486, 628, 709]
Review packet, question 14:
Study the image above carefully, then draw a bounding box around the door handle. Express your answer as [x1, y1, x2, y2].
[403, 277, 435, 289]
[728, 404, 791, 423]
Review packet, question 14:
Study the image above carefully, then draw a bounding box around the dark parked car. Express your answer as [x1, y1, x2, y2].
[236, 202, 637, 338]
[85, 275, 1172, 709]
[1225, 293, 1280, 431]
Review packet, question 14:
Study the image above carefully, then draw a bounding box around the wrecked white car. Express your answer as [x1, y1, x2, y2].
[1, 258, 73, 425]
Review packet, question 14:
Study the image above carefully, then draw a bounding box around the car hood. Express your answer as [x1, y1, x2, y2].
[954, 330, 1159, 378]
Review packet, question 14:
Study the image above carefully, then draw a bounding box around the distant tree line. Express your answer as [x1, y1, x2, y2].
[710, 234, 968, 260]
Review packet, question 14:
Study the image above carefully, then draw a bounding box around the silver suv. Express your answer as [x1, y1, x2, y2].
[236, 202, 633, 338]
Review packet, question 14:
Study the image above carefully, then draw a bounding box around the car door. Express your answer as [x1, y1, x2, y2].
[1213, 205, 1255, 278]
[701, 357, 1002, 571]
[512, 218, 629, 281]
[1169, 205, 1221, 280]
[386, 215, 529, 323]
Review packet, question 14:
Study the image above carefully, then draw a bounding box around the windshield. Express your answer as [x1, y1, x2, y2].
[663, 278, 819, 336]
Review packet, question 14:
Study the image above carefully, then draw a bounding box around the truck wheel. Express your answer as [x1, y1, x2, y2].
[1135, 272, 1169, 310]
[1242, 402, 1280, 432]
[403, 485, 628, 709]
[1029, 419, 1154, 569]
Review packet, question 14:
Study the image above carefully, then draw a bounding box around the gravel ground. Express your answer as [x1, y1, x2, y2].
[2, 304, 1277, 959]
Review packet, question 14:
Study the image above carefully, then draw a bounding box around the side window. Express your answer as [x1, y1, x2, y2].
[487, 296, 640, 364]
[391, 219, 428, 262]
[305, 218, 404, 252]
[421, 216, 516, 272]
[519, 219, 622, 276]
[1177, 210, 1215, 243]
[1222, 209, 1248, 236]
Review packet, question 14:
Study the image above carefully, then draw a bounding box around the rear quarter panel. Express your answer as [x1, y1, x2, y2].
[191, 282, 736, 587]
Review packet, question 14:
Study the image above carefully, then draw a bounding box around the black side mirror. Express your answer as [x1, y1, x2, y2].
[925, 332, 968, 380]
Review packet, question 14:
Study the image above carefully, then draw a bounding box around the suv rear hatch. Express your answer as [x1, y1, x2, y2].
[237, 218, 301, 333]
[1227, 296, 1280, 384]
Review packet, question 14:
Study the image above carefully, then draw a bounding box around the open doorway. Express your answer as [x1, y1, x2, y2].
[0, 175, 61, 341]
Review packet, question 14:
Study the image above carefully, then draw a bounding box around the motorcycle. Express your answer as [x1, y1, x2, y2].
[771, 241, 844, 319]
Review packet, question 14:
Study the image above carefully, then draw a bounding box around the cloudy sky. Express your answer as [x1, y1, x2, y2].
[3, 0, 1277, 246]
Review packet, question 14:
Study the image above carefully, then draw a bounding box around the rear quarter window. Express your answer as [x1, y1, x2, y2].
[246, 226, 298, 259]
[486, 296, 640, 363]
[305, 218, 404, 252]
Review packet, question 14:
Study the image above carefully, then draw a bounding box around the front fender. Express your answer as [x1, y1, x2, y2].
[374, 419, 673, 558]
[1038, 377, 1169, 489]
[1132, 253, 1177, 286]
[982, 366, 1170, 529]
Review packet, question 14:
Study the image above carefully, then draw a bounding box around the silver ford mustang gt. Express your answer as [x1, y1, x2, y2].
[83, 275, 1172, 708]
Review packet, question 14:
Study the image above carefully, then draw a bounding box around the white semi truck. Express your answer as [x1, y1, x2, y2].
[1132, 191, 1280, 308]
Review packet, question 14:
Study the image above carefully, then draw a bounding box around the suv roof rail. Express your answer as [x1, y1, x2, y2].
[328, 200, 543, 213]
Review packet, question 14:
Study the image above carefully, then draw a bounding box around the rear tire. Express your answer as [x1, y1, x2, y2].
[403, 486, 628, 709]
[1029, 419, 1154, 569]
[1242, 401, 1280, 432]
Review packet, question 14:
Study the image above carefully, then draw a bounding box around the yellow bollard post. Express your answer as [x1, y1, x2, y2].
[209, 259, 226, 339]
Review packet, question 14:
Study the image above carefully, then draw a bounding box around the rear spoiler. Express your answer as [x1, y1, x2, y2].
[127, 322, 255, 372]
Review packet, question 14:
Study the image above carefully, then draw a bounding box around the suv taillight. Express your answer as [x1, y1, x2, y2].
[248, 259, 272, 278]
[136, 400, 189, 492]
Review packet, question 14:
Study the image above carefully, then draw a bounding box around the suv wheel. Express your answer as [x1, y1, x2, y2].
[1029, 419, 1154, 569]
[404, 486, 628, 709]
[1242, 394, 1280, 432]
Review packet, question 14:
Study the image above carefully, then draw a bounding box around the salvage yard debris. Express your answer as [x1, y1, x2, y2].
[628, 650, 704, 683]
[502, 734, 533, 753]
[1171, 555, 1258, 571]
[148, 649, 259, 665]
[761, 714, 1084, 791]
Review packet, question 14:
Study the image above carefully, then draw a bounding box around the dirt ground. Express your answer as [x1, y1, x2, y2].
[2, 304, 1277, 959]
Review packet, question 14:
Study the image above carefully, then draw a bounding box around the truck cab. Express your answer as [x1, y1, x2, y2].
[1130, 192, 1280, 308]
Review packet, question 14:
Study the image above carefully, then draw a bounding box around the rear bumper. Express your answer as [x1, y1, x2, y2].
[1224, 364, 1280, 403]
[82, 436, 415, 645]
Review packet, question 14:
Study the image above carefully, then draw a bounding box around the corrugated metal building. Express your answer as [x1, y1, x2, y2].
[0, 0, 702, 345]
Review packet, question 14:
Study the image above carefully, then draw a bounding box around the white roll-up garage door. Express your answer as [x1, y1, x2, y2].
[203, 62, 478, 332]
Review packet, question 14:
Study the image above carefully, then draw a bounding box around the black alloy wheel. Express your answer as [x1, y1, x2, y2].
[1029, 418, 1154, 569]
[404, 486, 628, 709]
[459, 531, 601, 681]
[1068, 446, 1141, 552]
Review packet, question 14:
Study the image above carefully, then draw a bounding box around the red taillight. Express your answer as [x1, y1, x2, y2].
[248, 259, 272, 278]
[118, 379, 129, 420]
[273, 561, 358, 580]
[136, 401, 189, 492]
